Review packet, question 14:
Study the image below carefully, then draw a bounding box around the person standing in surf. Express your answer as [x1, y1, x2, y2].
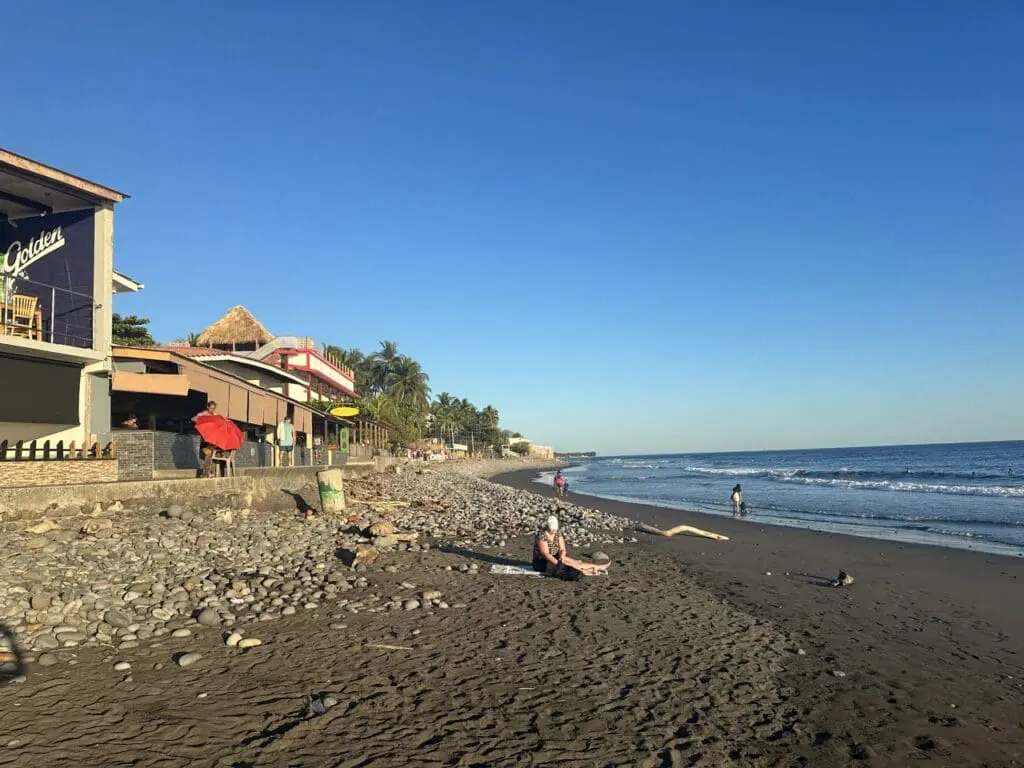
[554, 470, 566, 497]
[730, 484, 743, 516]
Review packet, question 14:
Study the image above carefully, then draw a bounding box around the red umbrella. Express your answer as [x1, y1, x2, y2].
[194, 414, 244, 451]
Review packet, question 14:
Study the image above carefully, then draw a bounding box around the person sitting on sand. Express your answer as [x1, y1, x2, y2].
[533, 516, 610, 579]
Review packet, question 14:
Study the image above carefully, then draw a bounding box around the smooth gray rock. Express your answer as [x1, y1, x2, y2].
[30, 593, 52, 611]
[104, 610, 132, 629]
[176, 652, 202, 668]
[402, 600, 421, 611]
[196, 608, 221, 627]
[33, 634, 60, 650]
[37, 653, 59, 666]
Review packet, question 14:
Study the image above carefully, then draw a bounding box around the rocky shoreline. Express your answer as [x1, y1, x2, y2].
[1, 460, 633, 674]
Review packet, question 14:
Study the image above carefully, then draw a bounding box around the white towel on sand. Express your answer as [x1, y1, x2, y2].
[490, 564, 544, 576]
[489, 564, 608, 577]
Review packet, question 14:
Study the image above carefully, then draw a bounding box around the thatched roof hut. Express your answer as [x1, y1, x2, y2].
[195, 306, 273, 351]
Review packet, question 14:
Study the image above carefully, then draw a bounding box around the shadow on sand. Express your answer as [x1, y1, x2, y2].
[280, 489, 318, 515]
[438, 543, 529, 569]
[0, 624, 26, 685]
[788, 571, 838, 588]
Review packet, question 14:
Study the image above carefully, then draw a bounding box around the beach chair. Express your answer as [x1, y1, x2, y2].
[212, 450, 236, 477]
[6, 294, 38, 339]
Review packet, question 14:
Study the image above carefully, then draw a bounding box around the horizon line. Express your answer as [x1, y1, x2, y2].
[575, 437, 1024, 459]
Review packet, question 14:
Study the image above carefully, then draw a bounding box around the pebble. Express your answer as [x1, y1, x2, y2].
[177, 652, 203, 668]
[114, 662, 131, 672]
[421, 590, 442, 601]
[34, 635, 60, 650]
[171, 629, 192, 639]
[196, 608, 222, 627]
[403, 600, 421, 611]
[282, 606, 296, 616]
[831, 670, 847, 678]
[225, 632, 242, 647]
[104, 610, 132, 629]
[237, 638, 262, 649]
[151, 608, 173, 621]
[37, 653, 58, 666]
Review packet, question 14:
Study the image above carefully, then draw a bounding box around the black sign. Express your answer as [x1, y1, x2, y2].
[1, 210, 96, 348]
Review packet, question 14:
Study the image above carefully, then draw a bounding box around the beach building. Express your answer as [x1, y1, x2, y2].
[110, 346, 345, 477]
[0, 148, 139, 456]
[506, 436, 555, 460]
[191, 306, 392, 455]
[194, 306, 359, 403]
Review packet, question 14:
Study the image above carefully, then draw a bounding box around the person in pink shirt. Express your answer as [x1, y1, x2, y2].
[554, 470, 566, 497]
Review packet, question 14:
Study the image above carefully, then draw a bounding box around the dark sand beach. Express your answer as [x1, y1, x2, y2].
[1, 464, 1021, 767]
[496, 469, 1024, 766]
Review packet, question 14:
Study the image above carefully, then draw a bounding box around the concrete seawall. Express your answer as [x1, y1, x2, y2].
[0, 461, 387, 521]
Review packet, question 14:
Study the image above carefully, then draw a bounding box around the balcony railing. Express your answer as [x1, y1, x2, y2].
[1, 274, 94, 349]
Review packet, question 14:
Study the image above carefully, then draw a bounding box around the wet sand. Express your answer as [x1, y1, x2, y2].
[1, 466, 1022, 767]
[497, 469, 1024, 766]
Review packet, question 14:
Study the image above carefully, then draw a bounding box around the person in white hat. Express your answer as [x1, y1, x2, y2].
[532, 516, 611, 579]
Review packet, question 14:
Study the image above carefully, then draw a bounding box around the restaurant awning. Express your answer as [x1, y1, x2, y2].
[112, 346, 314, 429]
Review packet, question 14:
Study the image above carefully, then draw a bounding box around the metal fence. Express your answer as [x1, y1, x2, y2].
[1, 274, 94, 349]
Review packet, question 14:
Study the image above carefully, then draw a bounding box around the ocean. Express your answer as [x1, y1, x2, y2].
[537, 441, 1024, 557]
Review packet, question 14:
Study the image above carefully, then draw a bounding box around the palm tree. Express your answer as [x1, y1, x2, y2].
[481, 405, 499, 428]
[367, 340, 401, 394]
[430, 393, 456, 441]
[389, 356, 430, 413]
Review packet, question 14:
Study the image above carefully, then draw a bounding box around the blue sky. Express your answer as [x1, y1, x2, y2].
[7, 2, 1022, 454]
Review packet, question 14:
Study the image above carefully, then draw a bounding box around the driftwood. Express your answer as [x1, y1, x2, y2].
[636, 523, 729, 542]
[371, 644, 414, 651]
[351, 499, 411, 510]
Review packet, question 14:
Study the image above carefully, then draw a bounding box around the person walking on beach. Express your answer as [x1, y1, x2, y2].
[277, 415, 294, 467]
[730, 484, 743, 516]
[554, 470, 566, 497]
[533, 516, 610, 579]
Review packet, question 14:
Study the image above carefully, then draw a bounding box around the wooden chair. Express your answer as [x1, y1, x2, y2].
[6, 294, 38, 338]
[212, 450, 236, 477]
